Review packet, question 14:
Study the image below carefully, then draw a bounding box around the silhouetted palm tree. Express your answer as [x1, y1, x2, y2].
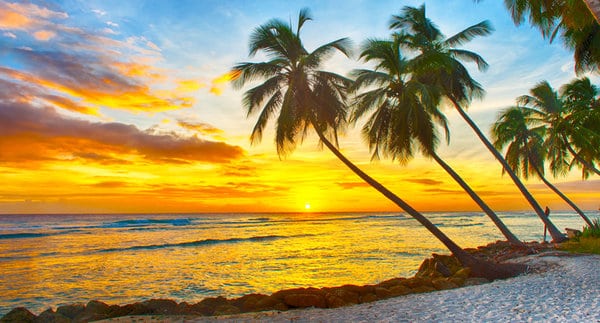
[500, 0, 600, 74]
[492, 105, 593, 227]
[232, 8, 524, 279]
[351, 37, 522, 245]
[389, 4, 567, 242]
[559, 77, 600, 177]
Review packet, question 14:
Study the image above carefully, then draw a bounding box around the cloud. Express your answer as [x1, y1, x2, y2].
[0, 103, 245, 164]
[0, 3, 198, 115]
[178, 120, 224, 136]
[2, 31, 16, 38]
[337, 182, 370, 189]
[405, 178, 444, 186]
[33, 30, 56, 41]
[210, 70, 241, 95]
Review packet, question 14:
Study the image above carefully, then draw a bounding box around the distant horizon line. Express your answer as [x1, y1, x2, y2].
[0, 209, 596, 216]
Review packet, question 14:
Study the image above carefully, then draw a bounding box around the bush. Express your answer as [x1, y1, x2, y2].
[559, 237, 600, 255]
[581, 218, 600, 238]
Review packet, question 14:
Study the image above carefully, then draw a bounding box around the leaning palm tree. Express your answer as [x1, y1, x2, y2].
[232, 8, 524, 279]
[389, 4, 567, 242]
[560, 78, 600, 178]
[351, 37, 523, 245]
[499, 0, 600, 74]
[492, 106, 594, 227]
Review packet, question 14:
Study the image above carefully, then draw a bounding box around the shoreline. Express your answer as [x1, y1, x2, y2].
[4, 241, 590, 322]
[191, 251, 600, 322]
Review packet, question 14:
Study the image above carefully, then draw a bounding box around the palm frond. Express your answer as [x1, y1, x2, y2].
[445, 20, 494, 47]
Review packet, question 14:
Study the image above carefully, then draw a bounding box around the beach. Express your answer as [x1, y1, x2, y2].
[100, 251, 600, 322]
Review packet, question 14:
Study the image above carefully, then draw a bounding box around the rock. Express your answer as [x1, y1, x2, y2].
[389, 285, 412, 296]
[359, 293, 378, 303]
[231, 293, 269, 312]
[453, 267, 472, 279]
[435, 261, 452, 277]
[213, 304, 240, 316]
[338, 284, 375, 296]
[448, 277, 465, 287]
[378, 278, 406, 289]
[1, 307, 36, 323]
[463, 277, 491, 286]
[84, 300, 109, 315]
[56, 303, 85, 319]
[374, 287, 392, 299]
[282, 293, 326, 308]
[108, 302, 149, 317]
[410, 285, 436, 293]
[35, 309, 70, 323]
[323, 287, 359, 308]
[432, 278, 458, 290]
[189, 297, 229, 316]
[404, 277, 433, 288]
[142, 299, 178, 314]
[254, 295, 286, 311]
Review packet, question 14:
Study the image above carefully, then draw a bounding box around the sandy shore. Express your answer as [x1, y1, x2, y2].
[100, 251, 600, 322]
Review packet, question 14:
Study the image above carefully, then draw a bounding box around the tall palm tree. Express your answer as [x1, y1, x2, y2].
[232, 8, 524, 279]
[492, 106, 594, 227]
[389, 4, 567, 242]
[560, 77, 600, 178]
[351, 38, 523, 245]
[500, 0, 600, 74]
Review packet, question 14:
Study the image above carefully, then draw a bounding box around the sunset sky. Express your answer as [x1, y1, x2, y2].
[1, 0, 598, 214]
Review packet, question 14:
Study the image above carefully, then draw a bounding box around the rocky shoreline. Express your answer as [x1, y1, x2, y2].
[0, 241, 555, 323]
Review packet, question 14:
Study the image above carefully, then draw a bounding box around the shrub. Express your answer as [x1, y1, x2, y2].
[581, 218, 600, 238]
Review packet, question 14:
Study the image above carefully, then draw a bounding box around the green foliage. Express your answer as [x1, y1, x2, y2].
[559, 237, 600, 255]
[581, 218, 600, 238]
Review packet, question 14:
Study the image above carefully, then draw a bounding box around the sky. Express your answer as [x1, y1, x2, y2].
[0, 0, 598, 214]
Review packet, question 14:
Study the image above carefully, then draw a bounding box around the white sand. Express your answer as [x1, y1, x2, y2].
[102, 252, 600, 323]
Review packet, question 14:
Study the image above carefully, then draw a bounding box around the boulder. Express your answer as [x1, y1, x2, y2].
[56, 303, 85, 319]
[189, 297, 229, 316]
[403, 277, 433, 289]
[35, 309, 70, 323]
[359, 293, 378, 303]
[410, 285, 436, 294]
[453, 267, 472, 279]
[378, 278, 406, 289]
[338, 284, 375, 296]
[389, 285, 412, 296]
[323, 287, 359, 308]
[374, 287, 392, 299]
[254, 295, 287, 311]
[231, 293, 269, 312]
[432, 278, 458, 290]
[282, 293, 326, 308]
[142, 299, 178, 314]
[213, 304, 240, 316]
[108, 302, 149, 317]
[1, 307, 36, 323]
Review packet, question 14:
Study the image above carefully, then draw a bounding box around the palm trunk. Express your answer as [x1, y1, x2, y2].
[313, 127, 524, 279]
[583, 0, 600, 24]
[450, 98, 567, 242]
[531, 162, 594, 227]
[431, 152, 523, 245]
[562, 134, 600, 176]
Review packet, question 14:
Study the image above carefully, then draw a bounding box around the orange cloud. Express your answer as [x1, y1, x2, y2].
[33, 30, 56, 41]
[210, 70, 241, 95]
[178, 120, 224, 136]
[0, 103, 245, 165]
[0, 10, 31, 29]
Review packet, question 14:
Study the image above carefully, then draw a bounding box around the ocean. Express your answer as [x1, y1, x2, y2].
[0, 211, 595, 316]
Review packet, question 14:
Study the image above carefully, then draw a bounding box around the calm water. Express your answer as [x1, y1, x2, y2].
[0, 211, 595, 315]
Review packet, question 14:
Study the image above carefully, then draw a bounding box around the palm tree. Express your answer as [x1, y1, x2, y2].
[232, 8, 524, 279]
[351, 38, 523, 245]
[389, 4, 567, 242]
[499, 0, 600, 74]
[560, 78, 600, 178]
[492, 106, 594, 227]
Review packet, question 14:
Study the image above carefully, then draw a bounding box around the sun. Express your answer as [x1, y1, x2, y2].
[304, 203, 311, 210]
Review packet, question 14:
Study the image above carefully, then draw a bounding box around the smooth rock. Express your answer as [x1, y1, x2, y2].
[0, 307, 36, 323]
